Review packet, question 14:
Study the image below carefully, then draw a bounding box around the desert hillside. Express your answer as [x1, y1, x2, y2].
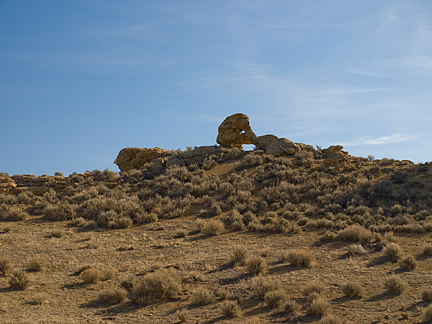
[1, 115, 432, 323]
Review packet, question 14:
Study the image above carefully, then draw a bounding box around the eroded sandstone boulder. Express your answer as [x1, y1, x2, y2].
[114, 147, 171, 171]
[254, 135, 301, 156]
[216, 113, 257, 148]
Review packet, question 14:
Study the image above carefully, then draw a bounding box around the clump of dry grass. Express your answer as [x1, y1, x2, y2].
[264, 289, 287, 308]
[229, 247, 248, 266]
[307, 297, 331, 316]
[176, 309, 189, 322]
[98, 289, 127, 304]
[384, 275, 408, 294]
[339, 224, 374, 243]
[383, 242, 402, 259]
[285, 249, 314, 267]
[422, 305, 432, 322]
[191, 287, 215, 305]
[80, 268, 103, 284]
[319, 314, 343, 324]
[422, 289, 432, 303]
[399, 255, 417, 270]
[28, 254, 47, 272]
[28, 293, 49, 305]
[200, 219, 225, 236]
[130, 269, 181, 306]
[302, 282, 326, 297]
[342, 282, 363, 298]
[247, 256, 267, 275]
[423, 244, 432, 256]
[0, 255, 12, 276]
[218, 289, 243, 303]
[9, 270, 31, 290]
[251, 276, 281, 299]
[280, 300, 300, 316]
[219, 300, 242, 317]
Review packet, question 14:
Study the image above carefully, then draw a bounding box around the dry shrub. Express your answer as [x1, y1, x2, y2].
[422, 289, 432, 303]
[342, 282, 363, 298]
[247, 256, 267, 275]
[302, 282, 326, 297]
[384, 275, 408, 294]
[422, 305, 432, 322]
[219, 300, 242, 317]
[229, 247, 248, 266]
[28, 254, 47, 272]
[264, 289, 287, 308]
[191, 287, 215, 305]
[9, 270, 31, 290]
[423, 244, 432, 256]
[286, 250, 314, 267]
[4, 207, 29, 221]
[130, 269, 181, 306]
[80, 268, 103, 284]
[399, 256, 417, 270]
[339, 224, 374, 242]
[280, 300, 300, 315]
[28, 292, 49, 305]
[176, 309, 189, 322]
[382, 231, 398, 243]
[44, 202, 75, 221]
[307, 297, 331, 316]
[201, 219, 225, 236]
[0, 255, 12, 276]
[252, 276, 281, 300]
[218, 289, 243, 303]
[98, 289, 127, 304]
[383, 242, 402, 259]
[319, 314, 343, 324]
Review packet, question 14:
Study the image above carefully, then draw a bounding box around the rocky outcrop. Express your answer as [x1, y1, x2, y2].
[114, 147, 171, 172]
[0, 173, 16, 192]
[254, 135, 301, 156]
[216, 113, 257, 149]
[322, 145, 349, 167]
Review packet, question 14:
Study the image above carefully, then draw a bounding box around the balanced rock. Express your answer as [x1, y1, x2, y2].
[216, 113, 257, 148]
[114, 147, 170, 171]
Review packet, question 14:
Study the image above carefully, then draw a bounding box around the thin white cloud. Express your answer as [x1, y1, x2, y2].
[340, 134, 421, 146]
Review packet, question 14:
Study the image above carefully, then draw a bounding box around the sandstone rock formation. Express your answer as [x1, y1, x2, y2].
[216, 113, 257, 149]
[254, 135, 301, 156]
[322, 145, 349, 167]
[114, 147, 170, 172]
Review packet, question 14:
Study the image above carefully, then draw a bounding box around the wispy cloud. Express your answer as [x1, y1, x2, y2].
[340, 134, 421, 146]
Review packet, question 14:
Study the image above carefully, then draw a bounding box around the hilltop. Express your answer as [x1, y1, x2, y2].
[1, 114, 432, 323]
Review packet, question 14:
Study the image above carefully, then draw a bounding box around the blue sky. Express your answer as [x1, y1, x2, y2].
[1, 0, 431, 176]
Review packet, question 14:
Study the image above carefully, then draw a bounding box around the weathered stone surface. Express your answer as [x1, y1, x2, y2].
[114, 147, 170, 171]
[216, 113, 257, 148]
[324, 151, 349, 167]
[0, 173, 16, 192]
[322, 145, 344, 155]
[254, 135, 300, 156]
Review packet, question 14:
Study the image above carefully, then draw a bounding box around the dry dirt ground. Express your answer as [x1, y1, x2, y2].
[1, 213, 432, 324]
